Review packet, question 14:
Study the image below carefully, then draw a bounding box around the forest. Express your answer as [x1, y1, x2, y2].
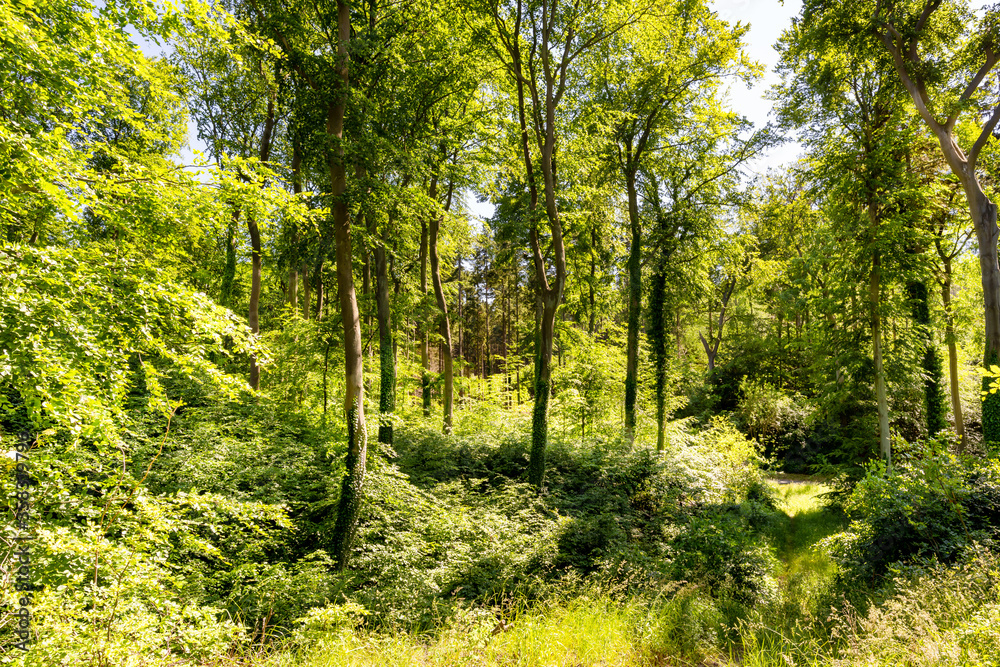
[2, 0, 1000, 664]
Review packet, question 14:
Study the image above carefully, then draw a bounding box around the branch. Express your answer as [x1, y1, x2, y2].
[970, 103, 1000, 169]
[948, 46, 997, 130]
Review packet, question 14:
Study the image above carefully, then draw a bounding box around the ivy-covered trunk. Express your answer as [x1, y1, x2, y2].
[870, 250, 890, 468]
[649, 263, 668, 452]
[530, 289, 559, 486]
[624, 168, 641, 444]
[907, 280, 946, 436]
[327, 0, 366, 571]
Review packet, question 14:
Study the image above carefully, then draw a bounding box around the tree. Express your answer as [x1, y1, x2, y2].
[245, 0, 365, 569]
[586, 0, 756, 442]
[871, 0, 1000, 445]
[487, 0, 649, 487]
[777, 0, 931, 468]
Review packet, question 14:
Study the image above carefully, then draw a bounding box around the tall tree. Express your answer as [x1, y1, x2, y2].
[246, 0, 366, 568]
[488, 0, 647, 486]
[587, 0, 756, 442]
[871, 0, 1000, 445]
[777, 1, 926, 468]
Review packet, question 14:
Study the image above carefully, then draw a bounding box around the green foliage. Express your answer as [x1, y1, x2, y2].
[982, 354, 1000, 448]
[822, 435, 1000, 587]
[0, 245, 259, 438]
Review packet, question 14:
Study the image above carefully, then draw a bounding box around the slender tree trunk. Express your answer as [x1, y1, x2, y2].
[289, 267, 298, 310]
[908, 280, 946, 436]
[302, 265, 311, 320]
[290, 138, 303, 314]
[430, 181, 455, 433]
[326, 0, 366, 571]
[942, 261, 966, 450]
[624, 168, 640, 444]
[362, 245, 371, 355]
[375, 222, 394, 445]
[315, 259, 325, 321]
[419, 214, 431, 417]
[247, 215, 262, 390]
[589, 225, 597, 335]
[457, 253, 465, 396]
[870, 250, 891, 468]
[246, 94, 275, 391]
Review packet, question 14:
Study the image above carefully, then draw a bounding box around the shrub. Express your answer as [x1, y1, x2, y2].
[822, 434, 1000, 587]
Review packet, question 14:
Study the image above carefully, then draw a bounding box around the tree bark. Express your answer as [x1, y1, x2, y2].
[908, 280, 946, 436]
[870, 250, 891, 469]
[302, 264, 311, 320]
[375, 220, 394, 445]
[588, 225, 597, 335]
[941, 260, 966, 450]
[326, 0, 366, 571]
[624, 168, 640, 443]
[649, 264, 668, 452]
[419, 212, 431, 417]
[877, 26, 1000, 445]
[430, 179, 455, 433]
[289, 137, 303, 314]
[246, 94, 275, 391]
[247, 215, 262, 390]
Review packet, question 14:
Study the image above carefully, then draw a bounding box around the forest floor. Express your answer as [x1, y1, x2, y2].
[251, 476, 851, 667]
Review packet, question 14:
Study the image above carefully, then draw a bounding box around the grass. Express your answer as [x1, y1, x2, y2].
[766, 478, 845, 621]
[222, 477, 1000, 667]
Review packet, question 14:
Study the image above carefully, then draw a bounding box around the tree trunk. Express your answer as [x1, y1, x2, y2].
[419, 214, 431, 417]
[302, 264, 311, 320]
[246, 94, 276, 391]
[375, 222, 394, 445]
[326, 0, 366, 572]
[589, 225, 597, 335]
[870, 251, 891, 468]
[530, 289, 559, 485]
[650, 264, 668, 452]
[942, 261, 966, 450]
[315, 258, 325, 321]
[624, 168, 641, 444]
[879, 33, 1000, 445]
[430, 182, 455, 433]
[975, 197, 1000, 446]
[247, 215, 262, 390]
[908, 280, 946, 436]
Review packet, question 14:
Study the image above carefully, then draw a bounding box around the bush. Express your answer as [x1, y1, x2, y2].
[822, 434, 1000, 587]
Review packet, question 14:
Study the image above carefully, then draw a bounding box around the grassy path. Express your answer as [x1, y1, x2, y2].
[766, 475, 846, 619]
